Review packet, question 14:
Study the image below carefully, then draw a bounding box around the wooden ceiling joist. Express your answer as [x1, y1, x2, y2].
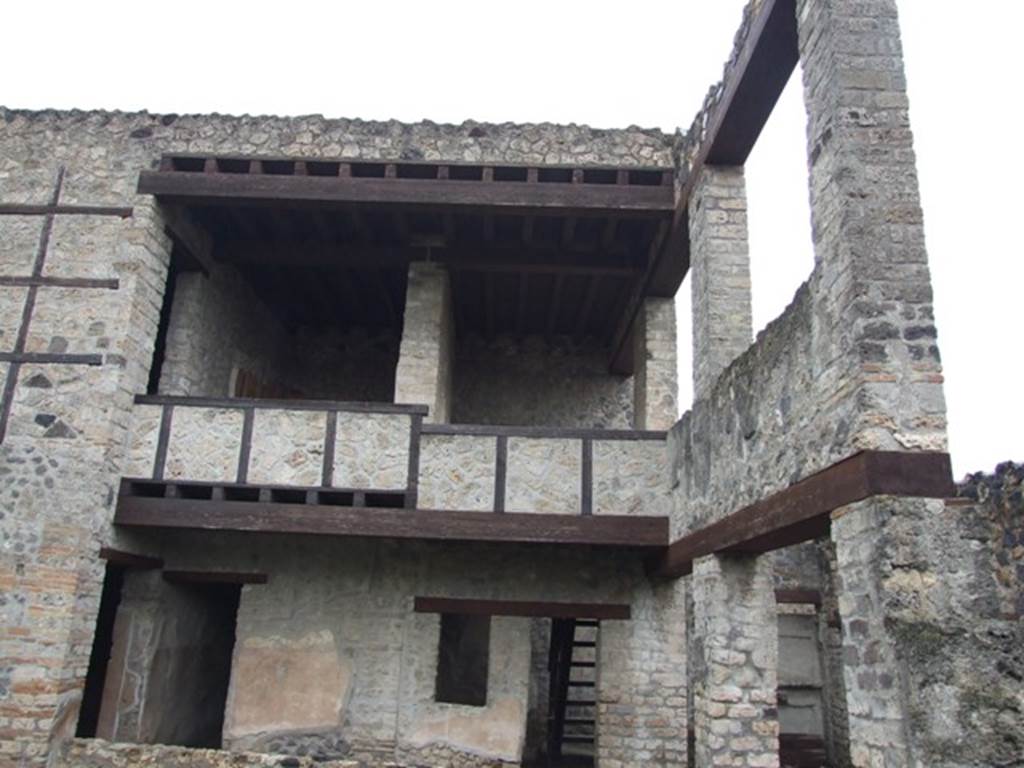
[140, 156, 674, 218]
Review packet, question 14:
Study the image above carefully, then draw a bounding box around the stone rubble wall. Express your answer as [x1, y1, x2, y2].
[830, 491, 1023, 768]
[127, 531, 652, 766]
[56, 739, 365, 768]
[159, 263, 291, 398]
[417, 432, 669, 516]
[122, 402, 413, 491]
[453, 334, 634, 429]
[631, 298, 679, 431]
[160, 260, 399, 403]
[597, 579, 688, 767]
[0, 109, 673, 764]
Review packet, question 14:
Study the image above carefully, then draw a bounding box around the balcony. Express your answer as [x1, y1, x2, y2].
[116, 395, 669, 548]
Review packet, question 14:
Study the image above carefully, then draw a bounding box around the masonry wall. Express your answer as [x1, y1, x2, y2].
[453, 334, 634, 429]
[159, 263, 398, 402]
[117, 531, 665, 766]
[0, 108, 674, 766]
[159, 264, 290, 397]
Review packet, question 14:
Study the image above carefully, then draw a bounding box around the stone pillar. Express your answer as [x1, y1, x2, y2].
[632, 297, 679, 430]
[688, 166, 752, 401]
[597, 578, 688, 767]
[393, 262, 453, 423]
[691, 554, 779, 768]
[796, 0, 946, 452]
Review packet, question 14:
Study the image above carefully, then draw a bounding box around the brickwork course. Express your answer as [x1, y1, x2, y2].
[0, 1, 1020, 767]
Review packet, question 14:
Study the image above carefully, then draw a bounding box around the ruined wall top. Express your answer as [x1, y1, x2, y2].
[0, 107, 675, 169]
[673, 0, 769, 188]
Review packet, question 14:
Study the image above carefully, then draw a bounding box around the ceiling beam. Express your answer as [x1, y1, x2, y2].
[138, 171, 675, 218]
[216, 240, 640, 277]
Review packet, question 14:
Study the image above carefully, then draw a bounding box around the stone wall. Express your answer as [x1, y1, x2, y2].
[597, 579, 688, 767]
[453, 334, 633, 429]
[123, 402, 414, 491]
[160, 261, 398, 402]
[417, 432, 669, 516]
[158, 263, 290, 398]
[56, 739, 361, 768]
[632, 299, 679, 431]
[125, 530, 653, 766]
[830, 491, 1023, 767]
[0, 109, 675, 765]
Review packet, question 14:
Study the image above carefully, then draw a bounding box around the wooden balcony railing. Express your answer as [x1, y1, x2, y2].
[117, 396, 671, 547]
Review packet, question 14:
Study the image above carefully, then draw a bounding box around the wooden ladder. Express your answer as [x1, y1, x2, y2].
[547, 618, 598, 764]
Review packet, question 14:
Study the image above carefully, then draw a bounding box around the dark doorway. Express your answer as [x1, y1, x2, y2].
[76, 563, 126, 738]
[435, 613, 490, 706]
[154, 582, 241, 749]
[540, 618, 597, 768]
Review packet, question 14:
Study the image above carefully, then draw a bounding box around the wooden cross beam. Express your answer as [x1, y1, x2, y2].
[0, 167, 133, 443]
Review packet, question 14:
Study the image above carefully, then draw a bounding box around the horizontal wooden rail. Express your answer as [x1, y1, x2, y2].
[421, 424, 667, 441]
[134, 394, 428, 415]
[414, 597, 631, 620]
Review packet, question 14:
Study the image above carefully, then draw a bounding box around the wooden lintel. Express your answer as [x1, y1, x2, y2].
[163, 570, 268, 585]
[99, 546, 163, 570]
[138, 171, 674, 217]
[161, 204, 214, 275]
[414, 597, 631, 621]
[115, 497, 668, 549]
[651, 450, 955, 579]
[775, 588, 823, 606]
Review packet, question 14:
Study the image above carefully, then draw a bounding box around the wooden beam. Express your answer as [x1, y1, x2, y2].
[137, 171, 674, 217]
[160, 204, 214, 275]
[775, 588, 822, 606]
[651, 451, 955, 579]
[609, 0, 799, 368]
[115, 497, 668, 549]
[414, 597, 631, 620]
[216, 239, 637, 276]
[609, 220, 668, 374]
[98, 547, 163, 570]
[163, 570, 268, 585]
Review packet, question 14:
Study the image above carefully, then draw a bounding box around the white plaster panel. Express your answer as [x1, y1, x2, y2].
[418, 434, 496, 512]
[593, 439, 670, 517]
[505, 437, 581, 515]
[248, 409, 326, 487]
[165, 407, 243, 483]
[333, 412, 410, 491]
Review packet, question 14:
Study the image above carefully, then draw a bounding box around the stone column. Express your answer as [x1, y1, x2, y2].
[796, 0, 946, 453]
[632, 297, 679, 430]
[688, 166, 753, 401]
[393, 262, 453, 423]
[597, 578, 688, 767]
[691, 554, 779, 768]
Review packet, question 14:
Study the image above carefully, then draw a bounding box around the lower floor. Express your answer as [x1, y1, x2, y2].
[75, 531, 841, 768]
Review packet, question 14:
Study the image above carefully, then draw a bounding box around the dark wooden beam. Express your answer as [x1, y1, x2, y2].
[133, 393, 428, 415]
[775, 588, 822, 606]
[160, 204, 214, 275]
[609, 220, 668, 374]
[138, 171, 674, 217]
[215, 239, 638, 277]
[414, 597, 631, 620]
[574, 275, 601, 337]
[116, 497, 668, 549]
[609, 0, 799, 368]
[651, 451, 955, 579]
[163, 570, 268, 585]
[98, 547, 163, 570]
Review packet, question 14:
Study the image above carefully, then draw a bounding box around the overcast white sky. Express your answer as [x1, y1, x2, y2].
[2, 1, 1019, 478]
